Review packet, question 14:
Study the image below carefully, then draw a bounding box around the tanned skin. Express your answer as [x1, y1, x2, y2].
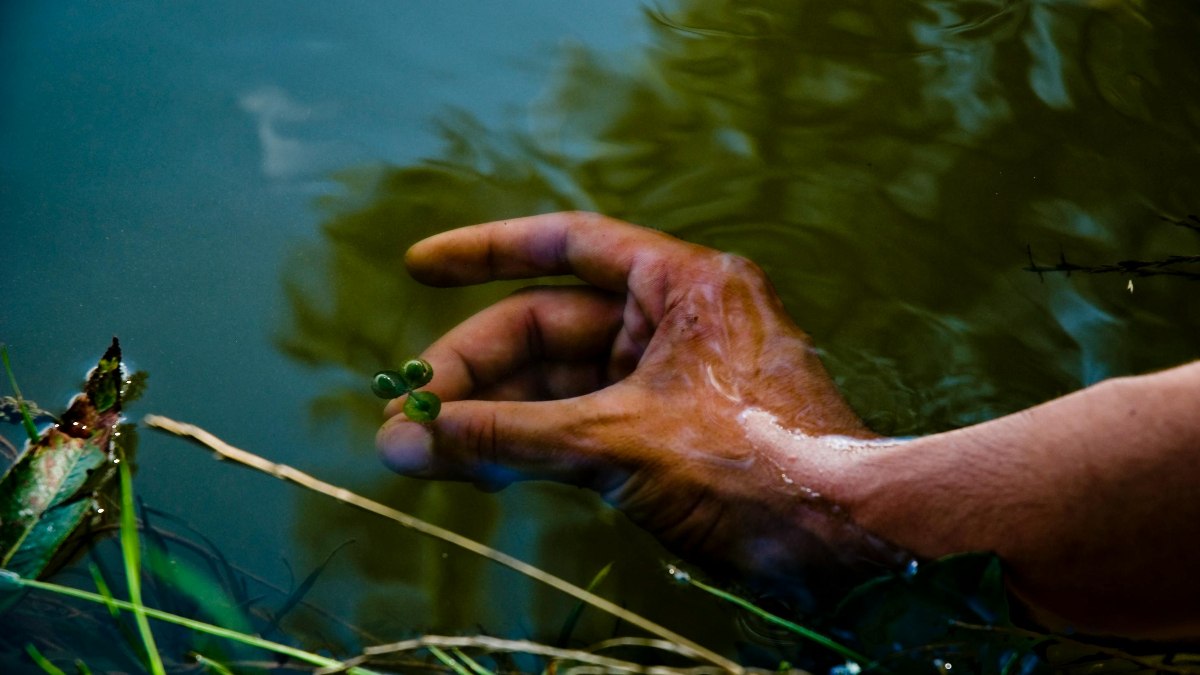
[376, 212, 1200, 640]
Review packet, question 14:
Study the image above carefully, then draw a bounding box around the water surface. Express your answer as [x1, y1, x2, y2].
[3, 0, 1198, 666]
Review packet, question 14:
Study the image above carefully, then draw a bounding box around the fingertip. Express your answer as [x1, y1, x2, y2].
[405, 227, 484, 287]
[404, 232, 437, 268]
[376, 418, 433, 474]
[403, 239, 436, 283]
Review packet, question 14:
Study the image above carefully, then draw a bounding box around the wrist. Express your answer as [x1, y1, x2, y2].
[736, 407, 920, 574]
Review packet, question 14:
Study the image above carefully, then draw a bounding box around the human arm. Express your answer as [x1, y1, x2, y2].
[844, 360, 1200, 639]
[376, 211, 1200, 638]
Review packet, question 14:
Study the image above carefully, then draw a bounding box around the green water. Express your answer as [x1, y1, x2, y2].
[3, 0, 1199, 669]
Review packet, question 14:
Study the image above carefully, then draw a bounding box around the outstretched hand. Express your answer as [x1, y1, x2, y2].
[377, 212, 907, 595]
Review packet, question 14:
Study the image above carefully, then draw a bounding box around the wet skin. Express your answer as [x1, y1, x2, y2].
[375, 213, 910, 589]
[378, 212, 1200, 637]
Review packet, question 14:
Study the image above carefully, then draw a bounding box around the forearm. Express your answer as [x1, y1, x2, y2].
[844, 361, 1200, 638]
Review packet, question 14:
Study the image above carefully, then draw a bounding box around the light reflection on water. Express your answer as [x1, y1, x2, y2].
[3, 0, 1198, 666]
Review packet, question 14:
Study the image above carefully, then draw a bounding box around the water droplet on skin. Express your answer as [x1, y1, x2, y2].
[779, 472, 794, 485]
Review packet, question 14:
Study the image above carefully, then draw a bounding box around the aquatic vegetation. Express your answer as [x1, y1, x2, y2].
[1, 345, 42, 444]
[4, 342, 1199, 673]
[6, 0, 1200, 668]
[401, 390, 441, 423]
[371, 358, 442, 422]
[0, 339, 129, 580]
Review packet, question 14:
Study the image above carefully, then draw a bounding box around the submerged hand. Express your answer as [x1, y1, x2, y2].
[377, 212, 906, 595]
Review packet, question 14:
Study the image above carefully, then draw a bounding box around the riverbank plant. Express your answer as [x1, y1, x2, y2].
[2, 342, 1197, 674]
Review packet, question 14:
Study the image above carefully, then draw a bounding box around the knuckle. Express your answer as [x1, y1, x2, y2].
[562, 210, 605, 228]
[719, 251, 768, 281]
[462, 411, 497, 465]
[718, 252, 774, 294]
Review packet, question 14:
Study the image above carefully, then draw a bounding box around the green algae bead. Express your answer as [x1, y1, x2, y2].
[400, 358, 434, 388]
[371, 370, 410, 399]
[403, 390, 441, 422]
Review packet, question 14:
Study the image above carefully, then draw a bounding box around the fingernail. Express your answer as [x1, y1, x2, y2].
[377, 420, 433, 474]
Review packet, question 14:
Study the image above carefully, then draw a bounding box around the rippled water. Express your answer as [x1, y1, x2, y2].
[3, 0, 1199, 665]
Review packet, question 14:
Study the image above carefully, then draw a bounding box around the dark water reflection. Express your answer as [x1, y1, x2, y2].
[277, 0, 1200, 652]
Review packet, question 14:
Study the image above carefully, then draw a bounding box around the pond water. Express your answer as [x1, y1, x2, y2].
[3, 0, 1199, 669]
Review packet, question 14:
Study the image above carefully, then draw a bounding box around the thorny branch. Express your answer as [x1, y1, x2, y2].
[1025, 215, 1200, 282]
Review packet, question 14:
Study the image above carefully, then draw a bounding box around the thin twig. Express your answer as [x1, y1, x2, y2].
[318, 634, 729, 675]
[0, 432, 20, 462]
[586, 637, 710, 660]
[143, 414, 742, 674]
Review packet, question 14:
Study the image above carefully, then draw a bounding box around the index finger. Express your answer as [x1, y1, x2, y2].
[404, 211, 707, 291]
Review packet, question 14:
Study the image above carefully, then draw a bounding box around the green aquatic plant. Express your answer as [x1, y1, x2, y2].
[145, 414, 741, 672]
[667, 564, 872, 666]
[5, 344, 1200, 673]
[118, 457, 165, 675]
[2, 573, 384, 675]
[0, 339, 128, 580]
[370, 358, 441, 422]
[1, 344, 40, 444]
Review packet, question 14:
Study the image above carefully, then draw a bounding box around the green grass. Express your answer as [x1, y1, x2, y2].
[5, 354, 1199, 674]
[118, 457, 166, 675]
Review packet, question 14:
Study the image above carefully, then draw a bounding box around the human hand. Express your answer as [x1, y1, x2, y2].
[377, 212, 908, 596]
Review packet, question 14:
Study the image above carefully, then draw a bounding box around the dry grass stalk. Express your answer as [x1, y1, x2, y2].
[143, 414, 743, 674]
[320, 634, 730, 674]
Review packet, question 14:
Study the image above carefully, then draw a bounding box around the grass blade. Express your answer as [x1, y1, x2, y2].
[428, 645, 474, 675]
[25, 644, 67, 675]
[88, 563, 120, 619]
[1, 344, 39, 444]
[190, 652, 236, 675]
[668, 564, 872, 666]
[118, 456, 166, 675]
[557, 561, 613, 647]
[450, 647, 496, 675]
[144, 414, 742, 674]
[262, 539, 353, 635]
[1, 572, 384, 675]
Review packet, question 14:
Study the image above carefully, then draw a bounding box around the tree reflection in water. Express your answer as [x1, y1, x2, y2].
[277, 0, 1200, 651]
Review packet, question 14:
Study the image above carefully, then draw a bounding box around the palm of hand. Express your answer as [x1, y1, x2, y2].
[379, 212, 902, 593]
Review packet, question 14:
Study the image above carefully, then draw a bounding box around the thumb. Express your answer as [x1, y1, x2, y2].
[376, 398, 618, 491]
